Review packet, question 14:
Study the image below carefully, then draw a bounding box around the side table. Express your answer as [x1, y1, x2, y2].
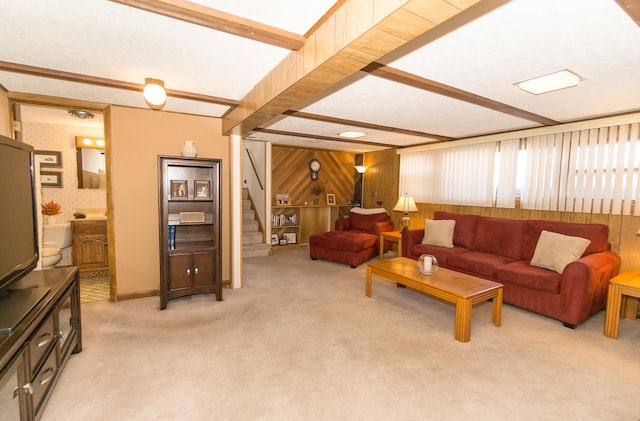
[604, 270, 640, 339]
[379, 231, 402, 260]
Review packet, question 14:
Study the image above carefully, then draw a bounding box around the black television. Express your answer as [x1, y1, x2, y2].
[0, 135, 45, 333]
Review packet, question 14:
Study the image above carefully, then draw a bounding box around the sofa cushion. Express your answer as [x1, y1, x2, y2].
[495, 261, 562, 294]
[530, 230, 591, 274]
[522, 219, 610, 261]
[434, 212, 479, 249]
[472, 216, 525, 260]
[446, 251, 515, 278]
[422, 219, 455, 248]
[309, 231, 377, 252]
[349, 210, 389, 232]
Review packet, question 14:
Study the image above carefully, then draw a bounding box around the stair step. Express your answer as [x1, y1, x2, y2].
[243, 220, 259, 232]
[243, 243, 272, 258]
[243, 209, 255, 220]
[243, 231, 263, 245]
[242, 188, 249, 200]
[242, 199, 251, 210]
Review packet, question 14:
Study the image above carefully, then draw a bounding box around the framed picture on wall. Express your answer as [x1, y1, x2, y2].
[170, 180, 188, 198]
[326, 193, 336, 205]
[35, 150, 62, 168]
[41, 171, 63, 188]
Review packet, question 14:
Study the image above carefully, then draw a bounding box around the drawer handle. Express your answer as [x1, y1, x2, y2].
[186, 268, 191, 276]
[37, 331, 53, 348]
[39, 367, 55, 386]
[194, 267, 199, 275]
[59, 330, 64, 340]
[13, 383, 33, 398]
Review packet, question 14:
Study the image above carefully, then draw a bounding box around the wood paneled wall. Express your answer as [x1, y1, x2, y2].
[272, 146, 355, 206]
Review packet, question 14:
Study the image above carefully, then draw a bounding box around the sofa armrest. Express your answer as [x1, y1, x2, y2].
[335, 218, 350, 231]
[370, 220, 394, 236]
[402, 229, 425, 260]
[559, 251, 621, 326]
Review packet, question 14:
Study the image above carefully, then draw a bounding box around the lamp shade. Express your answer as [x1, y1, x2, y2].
[354, 165, 368, 174]
[143, 78, 167, 109]
[393, 194, 418, 213]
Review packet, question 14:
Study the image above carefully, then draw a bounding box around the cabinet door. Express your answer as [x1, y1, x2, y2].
[168, 253, 192, 291]
[0, 348, 29, 421]
[192, 251, 214, 288]
[76, 235, 107, 266]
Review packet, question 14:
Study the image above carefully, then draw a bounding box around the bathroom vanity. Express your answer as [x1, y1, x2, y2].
[70, 219, 108, 275]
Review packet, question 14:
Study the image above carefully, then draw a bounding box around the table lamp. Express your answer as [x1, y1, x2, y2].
[393, 194, 418, 231]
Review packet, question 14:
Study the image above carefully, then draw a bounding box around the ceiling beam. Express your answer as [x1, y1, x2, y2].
[361, 62, 560, 126]
[252, 128, 398, 149]
[0, 60, 238, 107]
[616, 0, 640, 26]
[282, 110, 452, 141]
[109, 0, 306, 50]
[223, 0, 493, 136]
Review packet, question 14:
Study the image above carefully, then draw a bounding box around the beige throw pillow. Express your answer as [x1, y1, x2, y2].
[530, 230, 591, 274]
[421, 219, 456, 248]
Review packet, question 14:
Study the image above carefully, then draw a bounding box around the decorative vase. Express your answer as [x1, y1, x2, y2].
[45, 215, 56, 225]
[181, 141, 197, 157]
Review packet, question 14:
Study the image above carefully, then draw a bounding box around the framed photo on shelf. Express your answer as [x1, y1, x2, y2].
[326, 193, 336, 205]
[194, 180, 210, 199]
[170, 180, 188, 198]
[40, 171, 63, 188]
[275, 193, 289, 206]
[35, 150, 62, 168]
[283, 233, 297, 244]
[279, 238, 288, 246]
[271, 234, 279, 245]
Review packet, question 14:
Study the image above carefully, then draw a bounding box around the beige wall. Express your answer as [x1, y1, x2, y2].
[108, 106, 231, 297]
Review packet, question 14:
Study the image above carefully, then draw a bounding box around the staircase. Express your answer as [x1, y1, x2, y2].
[242, 188, 272, 258]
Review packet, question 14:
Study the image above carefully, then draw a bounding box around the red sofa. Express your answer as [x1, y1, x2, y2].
[402, 211, 621, 328]
[309, 208, 394, 268]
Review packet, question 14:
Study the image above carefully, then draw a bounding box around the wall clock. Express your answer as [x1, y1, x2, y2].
[309, 159, 321, 180]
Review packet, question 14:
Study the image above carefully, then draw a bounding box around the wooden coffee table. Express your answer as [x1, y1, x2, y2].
[366, 257, 503, 342]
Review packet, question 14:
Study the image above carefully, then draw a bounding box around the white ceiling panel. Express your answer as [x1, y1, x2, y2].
[297, 75, 542, 139]
[247, 131, 387, 153]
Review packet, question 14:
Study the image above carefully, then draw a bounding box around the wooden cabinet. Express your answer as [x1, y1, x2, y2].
[158, 156, 221, 309]
[0, 267, 82, 420]
[71, 219, 108, 274]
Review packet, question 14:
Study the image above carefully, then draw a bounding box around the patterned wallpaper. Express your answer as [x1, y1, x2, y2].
[22, 121, 106, 266]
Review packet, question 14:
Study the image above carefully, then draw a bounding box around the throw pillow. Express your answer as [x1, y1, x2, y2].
[530, 230, 591, 274]
[421, 219, 456, 248]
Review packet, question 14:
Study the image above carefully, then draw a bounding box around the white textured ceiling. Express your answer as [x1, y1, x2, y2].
[4, 0, 640, 151]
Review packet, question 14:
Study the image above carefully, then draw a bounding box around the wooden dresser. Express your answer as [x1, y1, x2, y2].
[0, 267, 82, 420]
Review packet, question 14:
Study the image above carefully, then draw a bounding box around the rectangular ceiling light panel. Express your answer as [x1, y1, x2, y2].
[517, 69, 582, 95]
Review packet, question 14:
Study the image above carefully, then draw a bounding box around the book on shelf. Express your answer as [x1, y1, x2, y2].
[168, 225, 176, 249]
[272, 213, 297, 227]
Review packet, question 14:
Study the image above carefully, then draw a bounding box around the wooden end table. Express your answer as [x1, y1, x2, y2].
[604, 270, 640, 339]
[379, 231, 402, 260]
[366, 257, 503, 342]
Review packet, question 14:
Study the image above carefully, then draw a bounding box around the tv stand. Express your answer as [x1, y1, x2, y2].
[0, 267, 81, 420]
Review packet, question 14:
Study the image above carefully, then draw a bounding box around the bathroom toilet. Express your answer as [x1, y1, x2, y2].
[42, 223, 72, 269]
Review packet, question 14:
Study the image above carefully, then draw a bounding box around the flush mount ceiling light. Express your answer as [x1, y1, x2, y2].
[68, 110, 94, 119]
[338, 131, 366, 138]
[143, 78, 167, 110]
[516, 69, 582, 95]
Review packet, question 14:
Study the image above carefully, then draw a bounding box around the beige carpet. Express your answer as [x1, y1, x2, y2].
[42, 246, 639, 420]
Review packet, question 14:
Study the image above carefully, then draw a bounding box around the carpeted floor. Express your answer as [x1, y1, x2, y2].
[42, 246, 639, 420]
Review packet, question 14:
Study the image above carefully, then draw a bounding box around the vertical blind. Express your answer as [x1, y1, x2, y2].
[399, 121, 640, 215]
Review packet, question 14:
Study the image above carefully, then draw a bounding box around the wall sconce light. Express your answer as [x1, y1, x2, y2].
[143, 78, 167, 110]
[393, 193, 419, 231]
[355, 165, 368, 174]
[75, 136, 105, 149]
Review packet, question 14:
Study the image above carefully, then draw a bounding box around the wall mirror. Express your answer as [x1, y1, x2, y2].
[75, 136, 106, 189]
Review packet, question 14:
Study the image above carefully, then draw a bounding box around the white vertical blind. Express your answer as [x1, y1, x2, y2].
[495, 138, 519, 208]
[521, 122, 640, 215]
